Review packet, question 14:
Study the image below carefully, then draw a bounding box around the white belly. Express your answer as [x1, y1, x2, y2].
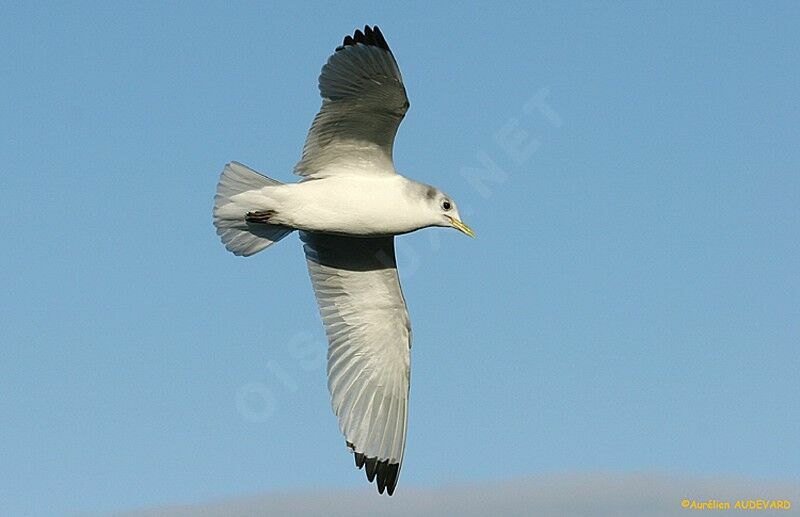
[274, 174, 426, 236]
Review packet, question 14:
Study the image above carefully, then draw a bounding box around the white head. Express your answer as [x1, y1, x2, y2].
[419, 184, 475, 237]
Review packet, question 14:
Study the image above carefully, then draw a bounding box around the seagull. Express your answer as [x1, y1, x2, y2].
[212, 25, 474, 496]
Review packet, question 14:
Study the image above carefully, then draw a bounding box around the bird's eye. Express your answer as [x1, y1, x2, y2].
[441, 200, 452, 211]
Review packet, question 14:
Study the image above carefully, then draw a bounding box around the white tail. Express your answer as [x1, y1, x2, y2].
[213, 162, 293, 257]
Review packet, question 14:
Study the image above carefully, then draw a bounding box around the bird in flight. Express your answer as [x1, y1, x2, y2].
[212, 25, 474, 496]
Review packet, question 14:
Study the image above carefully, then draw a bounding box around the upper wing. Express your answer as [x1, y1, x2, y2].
[301, 231, 411, 495]
[294, 25, 409, 178]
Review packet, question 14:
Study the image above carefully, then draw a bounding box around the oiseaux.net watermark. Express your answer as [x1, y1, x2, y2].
[235, 87, 563, 423]
[235, 330, 326, 423]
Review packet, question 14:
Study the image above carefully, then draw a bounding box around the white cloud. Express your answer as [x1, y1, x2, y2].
[110, 473, 799, 517]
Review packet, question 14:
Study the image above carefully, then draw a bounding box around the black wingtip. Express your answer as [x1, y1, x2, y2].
[336, 25, 391, 52]
[355, 452, 366, 469]
[365, 457, 378, 482]
[385, 462, 400, 495]
[376, 461, 387, 494]
[347, 441, 400, 495]
[347, 441, 367, 469]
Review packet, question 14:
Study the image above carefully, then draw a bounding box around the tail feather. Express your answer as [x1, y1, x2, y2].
[213, 162, 293, 257]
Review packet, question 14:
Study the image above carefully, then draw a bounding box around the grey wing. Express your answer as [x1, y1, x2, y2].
[301, 231, 411, 495]
[294, 26, 409, 178]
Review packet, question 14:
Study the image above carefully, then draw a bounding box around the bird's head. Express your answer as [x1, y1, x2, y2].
[422, 186, 475, 238]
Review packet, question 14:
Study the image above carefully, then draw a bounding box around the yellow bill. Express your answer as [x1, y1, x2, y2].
[448, 216, 476, 238]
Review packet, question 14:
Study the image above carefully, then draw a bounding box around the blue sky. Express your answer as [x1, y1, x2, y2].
[1, 1, 798, 515]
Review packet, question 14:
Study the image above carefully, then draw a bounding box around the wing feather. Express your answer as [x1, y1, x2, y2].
[295, 26, 409, 178]
[301, 231, 410, 495]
